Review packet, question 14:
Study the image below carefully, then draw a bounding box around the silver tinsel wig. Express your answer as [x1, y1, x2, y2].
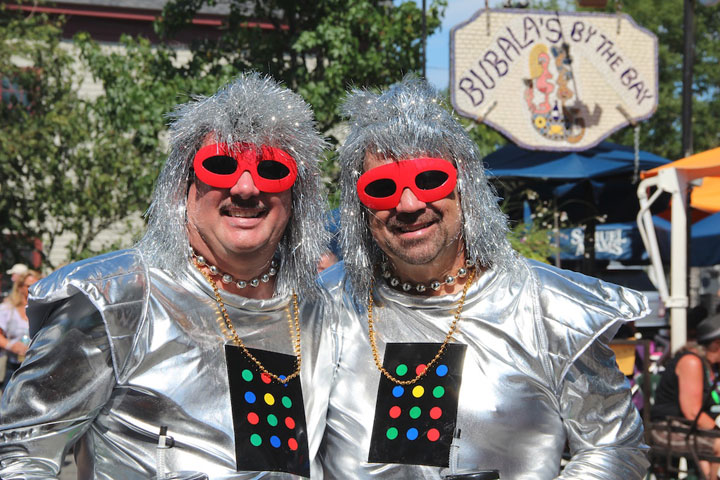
[338, 75, 518, 296]
[137, 72, 329, 298]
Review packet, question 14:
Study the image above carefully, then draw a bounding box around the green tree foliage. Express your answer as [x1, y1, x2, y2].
[0, 9, 229, 269]
[0, 10, 97, 270]
[158, 0, 447, 137]
[600, 0, 720, 158]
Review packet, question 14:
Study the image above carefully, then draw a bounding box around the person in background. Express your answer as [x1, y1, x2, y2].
[318, 76, 649, 479]
[652, 313, 720, 479]
[0, 269, 41, 387]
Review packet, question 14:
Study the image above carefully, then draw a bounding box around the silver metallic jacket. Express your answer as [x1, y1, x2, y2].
[0, 249, 333, 480]
[318, 259, 650, 479]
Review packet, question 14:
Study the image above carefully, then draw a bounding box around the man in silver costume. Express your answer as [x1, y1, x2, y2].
[0, 73, 333, 479]
[318, 76, 650, 479]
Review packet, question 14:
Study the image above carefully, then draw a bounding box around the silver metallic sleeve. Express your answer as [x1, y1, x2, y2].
[0, 293, 114, 479]
[556, 337, 648, 479]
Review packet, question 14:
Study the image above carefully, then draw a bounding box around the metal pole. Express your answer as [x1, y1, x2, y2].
[681, 0, 695, 158]
[422, 0, 427, 79]
[668, 169, 690, 353]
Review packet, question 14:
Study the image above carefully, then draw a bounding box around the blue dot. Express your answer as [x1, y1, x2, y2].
[244, 391, 256, 404]
[270, 435, 281, 448]
[279, 375, 288, 387]
[406, 428, 419, 440]
[392, 386, 404, 398]
[436, 364, 448, 377]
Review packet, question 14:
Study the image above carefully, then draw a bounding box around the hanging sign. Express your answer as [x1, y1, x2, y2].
[450, 10, 658, 151]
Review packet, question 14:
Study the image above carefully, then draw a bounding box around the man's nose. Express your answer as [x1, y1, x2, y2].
[395, 187, 426, 213]
[229, 170, 260, 198]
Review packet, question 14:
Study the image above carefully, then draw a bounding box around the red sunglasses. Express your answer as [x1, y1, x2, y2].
[193, 142, 297, 192]
[356, 157, 457, 210]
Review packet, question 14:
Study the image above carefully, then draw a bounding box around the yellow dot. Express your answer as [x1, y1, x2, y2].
[264, 393, 275, 406]
[412, 385, 425, 398]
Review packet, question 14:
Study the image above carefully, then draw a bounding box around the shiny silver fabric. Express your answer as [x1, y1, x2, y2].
[0, 249, 334, 480]
[318, 259, 650, 479]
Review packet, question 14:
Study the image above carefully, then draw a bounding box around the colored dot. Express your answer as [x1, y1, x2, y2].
[389, 406, 401, 419]
[427, 428, 440, 442]
[264, 393, 275, 405]
[247, 412, 259, 425]
[406, 428, 419, 440]
[261, 373, 272, 384]
[392, 386, 404, 398]
[285, 417, 296, 429]
[250, 434, 262, 446]
[279, 375, 288, 387]
[415, 364, 427, 376]
[433, 386, 445, 398]
[245, 391, 256, 404]
[412, 385, 425, 398]
[436, 364, 448, 377]
[430, 406, 442, 419]
[288, 438, 298, 451]
[270, 435, 281, 448]
[409, 406, 421, 419]
[241, 369, 254, 382]
[282, 396, 292, 408]
[395, 364, 408, 376]
[267, 414, 278, 427]
[386, 427, 399, 440]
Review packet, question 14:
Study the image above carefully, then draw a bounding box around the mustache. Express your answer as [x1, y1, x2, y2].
[223, 196, 263, 209]
[385, 210, 441, 229]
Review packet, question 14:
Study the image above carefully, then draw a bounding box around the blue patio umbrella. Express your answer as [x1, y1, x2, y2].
[484, 142, 671, 224]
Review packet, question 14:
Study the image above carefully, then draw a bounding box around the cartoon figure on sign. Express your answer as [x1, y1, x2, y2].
[524, 43, 586, 144]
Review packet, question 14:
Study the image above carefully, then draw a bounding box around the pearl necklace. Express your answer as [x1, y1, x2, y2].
[191, 250, 278, 289]
[369, 266, 477, 385]
[381, 259, 476, 293]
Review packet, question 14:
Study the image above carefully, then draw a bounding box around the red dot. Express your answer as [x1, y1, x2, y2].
[430, 406, 442, 419]
[427, 428, 440, 442]
[415, 364, 427, 376]
[288, 438, 298, 451]
[285, 416, 296, 429]
[261, 373, 272, 384]
[389, 406, 401, 419]
[247, 412, 259, 425]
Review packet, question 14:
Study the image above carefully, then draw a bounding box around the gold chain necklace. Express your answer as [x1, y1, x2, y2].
[194, 259, 301, 385]
[368, 267, 476, 386]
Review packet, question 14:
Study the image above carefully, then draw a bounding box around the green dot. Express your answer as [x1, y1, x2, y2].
[395, 364, 408, 376]
[267, 414, 278, 427]
[250, 434, 262, 446]
[409, 406, 421, 419]
[386, 427, 399, 440]
[433, 386, 445, 398]
[282, 396, 292, 408]
[241, 369, 253, 382]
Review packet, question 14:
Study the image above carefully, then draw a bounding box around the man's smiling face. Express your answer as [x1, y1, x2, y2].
[363, 153, 463, 269]
[186, 135, 292, 265]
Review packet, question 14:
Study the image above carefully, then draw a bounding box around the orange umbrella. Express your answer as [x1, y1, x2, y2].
[641, 147, 720, 214]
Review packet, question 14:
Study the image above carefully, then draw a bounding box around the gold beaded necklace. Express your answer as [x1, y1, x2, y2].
[194, 259, 302, 385]
[368, 267, 476, 386]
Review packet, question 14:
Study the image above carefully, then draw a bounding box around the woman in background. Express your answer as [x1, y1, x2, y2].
[0, 269, 41, 388]
[652, 313, 720, 478]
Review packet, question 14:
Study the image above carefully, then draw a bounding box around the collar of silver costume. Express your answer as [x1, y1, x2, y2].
[381, 258, 477, 293]
[191, 250, 278, 289]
